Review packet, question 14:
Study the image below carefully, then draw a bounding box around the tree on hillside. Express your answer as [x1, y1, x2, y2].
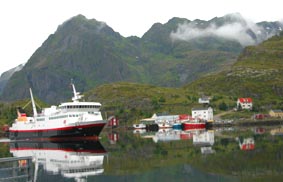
[219, 102, 228, 111]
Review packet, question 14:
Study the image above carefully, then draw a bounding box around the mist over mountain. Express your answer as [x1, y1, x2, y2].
[170, 13, 283, 46]
[1, 13, 282, 104]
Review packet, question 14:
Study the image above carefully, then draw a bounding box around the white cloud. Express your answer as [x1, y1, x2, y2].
[170, 18, 267, 46]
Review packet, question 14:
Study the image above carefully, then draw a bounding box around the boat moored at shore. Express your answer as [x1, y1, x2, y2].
[182, 119, 206, 130]
[9, 82, 106, 140]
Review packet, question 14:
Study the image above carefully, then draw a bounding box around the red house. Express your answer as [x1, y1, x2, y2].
[239, 137, 255, 151]
[237, 98, 253, 110]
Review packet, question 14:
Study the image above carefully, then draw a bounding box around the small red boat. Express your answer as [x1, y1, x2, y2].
[182, 119, 206, 130]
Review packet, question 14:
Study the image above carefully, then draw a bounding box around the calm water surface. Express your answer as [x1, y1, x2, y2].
[1, 125, 283, 182]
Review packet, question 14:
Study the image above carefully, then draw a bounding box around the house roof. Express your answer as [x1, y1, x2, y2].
[241, 144, 255, 150]
[238, 98, 253, 103]
[192, 107, 212, 111]
[270, 109, 283, 113]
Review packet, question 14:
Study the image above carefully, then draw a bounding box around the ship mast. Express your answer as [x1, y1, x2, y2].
[71, 82, 83, 102]
[30, 88, 38, 117]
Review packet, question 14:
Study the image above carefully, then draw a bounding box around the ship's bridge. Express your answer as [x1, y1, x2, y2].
[59, 102, 101, 111]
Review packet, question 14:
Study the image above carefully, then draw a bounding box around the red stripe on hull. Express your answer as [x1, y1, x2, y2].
[9, 123, 105, 133]
[10, 147, 106, 153]
[9, 123, 106, 140]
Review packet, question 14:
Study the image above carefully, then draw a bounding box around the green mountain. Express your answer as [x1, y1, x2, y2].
[1, 14, 282, 104]
[81, 33, 283, 121]
[1, 33, 283, 124]
[0, 64, 24, 94]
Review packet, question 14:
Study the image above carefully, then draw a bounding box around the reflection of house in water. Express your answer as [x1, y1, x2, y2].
[239, 137, 255, 151]
[9, 140, 107, 181]
[152, 129, 182, 143]
[200, 147, 215, 155]
[149, 129, 206, 143]
[193, 130, 215, 154]
[270, 127, 283, 136]
[108, 132, 119, 144]
[193, 130, 214, 146]
[138, 128, 213, 144]
[254, 127, 266, 135]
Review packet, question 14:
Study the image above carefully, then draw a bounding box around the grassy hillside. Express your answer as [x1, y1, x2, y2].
[185, 33, 283, 110]
[84, 82, 240, 123]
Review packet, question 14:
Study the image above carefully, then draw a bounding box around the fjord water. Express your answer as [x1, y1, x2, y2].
[1, 125, 283, 182]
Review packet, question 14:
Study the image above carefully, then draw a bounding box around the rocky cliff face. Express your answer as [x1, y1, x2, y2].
[0, 64, 24, 94]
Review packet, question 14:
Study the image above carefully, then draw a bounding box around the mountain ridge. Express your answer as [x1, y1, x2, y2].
[1, 13, 282, 104]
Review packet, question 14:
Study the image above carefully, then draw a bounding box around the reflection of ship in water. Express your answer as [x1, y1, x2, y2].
[9, 140, 107, 181]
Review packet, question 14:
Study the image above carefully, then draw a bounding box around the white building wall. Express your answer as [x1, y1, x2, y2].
[192, 107, 213, 121]
[237, 101, 253, 110]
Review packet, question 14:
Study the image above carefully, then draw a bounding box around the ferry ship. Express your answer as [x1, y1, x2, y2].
[9, 83, 106, 140]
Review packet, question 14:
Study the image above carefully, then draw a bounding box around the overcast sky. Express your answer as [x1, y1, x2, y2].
[0, 0, 282, 75]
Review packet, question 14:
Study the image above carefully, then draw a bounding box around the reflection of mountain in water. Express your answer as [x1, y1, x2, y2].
[9, 140, 107, 182]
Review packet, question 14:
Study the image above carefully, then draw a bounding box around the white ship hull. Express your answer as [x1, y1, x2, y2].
[9, 120, 106, 139]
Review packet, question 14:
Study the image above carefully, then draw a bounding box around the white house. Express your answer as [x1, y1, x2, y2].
[198, 97, 210, 104]
[237, 98, 253, 110]
[191, 107, 213, 121]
